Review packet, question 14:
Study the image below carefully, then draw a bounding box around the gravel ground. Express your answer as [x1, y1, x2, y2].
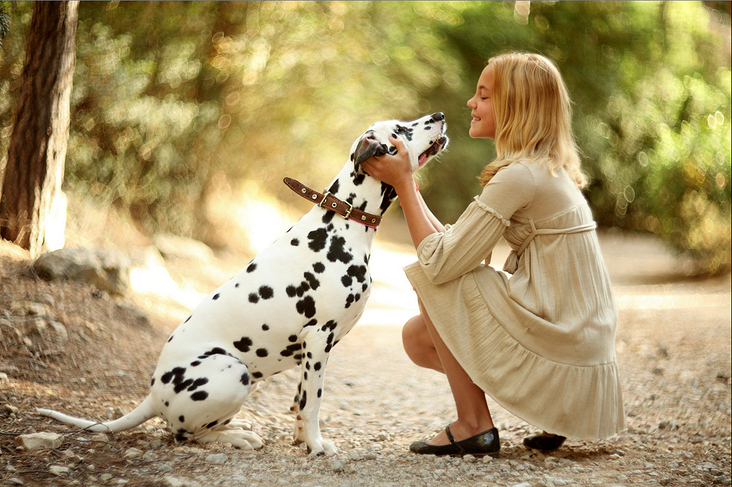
[0, 229, 730, 487]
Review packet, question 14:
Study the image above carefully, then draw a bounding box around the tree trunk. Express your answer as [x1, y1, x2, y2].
[0, 1, 78, 256]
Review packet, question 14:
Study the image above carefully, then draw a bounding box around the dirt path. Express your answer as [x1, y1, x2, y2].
[0, 227, 730, 487]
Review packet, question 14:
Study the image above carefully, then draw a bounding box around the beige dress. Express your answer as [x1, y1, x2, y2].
[404, 161, 626, 439]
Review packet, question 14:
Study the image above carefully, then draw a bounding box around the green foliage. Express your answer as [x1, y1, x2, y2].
[0, 1, 729, 273]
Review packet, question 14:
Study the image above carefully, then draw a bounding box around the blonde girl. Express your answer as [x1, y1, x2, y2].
[362, 52, 625, 456]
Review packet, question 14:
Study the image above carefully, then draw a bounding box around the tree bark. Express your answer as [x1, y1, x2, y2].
[0, 1, 78, 256]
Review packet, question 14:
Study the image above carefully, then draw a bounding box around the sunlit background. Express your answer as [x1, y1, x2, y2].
[0, 1, 729, 274]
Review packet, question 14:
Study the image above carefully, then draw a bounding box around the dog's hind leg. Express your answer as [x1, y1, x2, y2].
[157, 353, 263, 449]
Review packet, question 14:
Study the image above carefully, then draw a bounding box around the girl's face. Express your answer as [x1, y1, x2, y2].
[467, 65, 496, 139]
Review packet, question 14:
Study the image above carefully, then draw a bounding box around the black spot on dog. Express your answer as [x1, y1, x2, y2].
[190, 360, 201, 367]
[322, 320, 337, 332]
[164, 401, 169, 407]
[213, 293, 220, 300]
[299, 391, 307, 411]
[161, 367, 186, 385]
[262, 324, 269, 331]
[256, 348, 269, 357]
[252, 371, 263, 379]
[303, 272, 320, 290]
[259, 286, 274, 300]
[353, 173, 366, 186]
[179, 415, 185, 423]
[314, 362, 322, 371]
[305, 319, 317, 328]
[167, 335, 174, 343]
[341, 275, 352, 287]
[327, 235, 353, 264]
[318, 389, 322, 398]
[291, 238, 299, 246]
[249, 293, 259, 303]
[188, 377, 209, 391]
[345, 295, 355, 309]
[289, 335, 298, 342]
[150, 378, 155, 387]
[175, 431, 189, 442]
[191, 391, 208, 401]
[296, 296, 316, 318]
[184, 316, 191, 323]
[233, 337, 253, 353]
[174, 378, 194, 394]
[322, 210, 335, 225]
[241, 372, 250, 386]
[199, 347, 228, 359]
[307, 228, 328, 252]
[246, 263, 257, 273]
[312, 262, 325, 273]
[205, 420, 218, 429]
[286, 285, 297, 298]
[348, 265, 368, 283]
[280, 343, 302, 357]
[235, 283, 240, 288]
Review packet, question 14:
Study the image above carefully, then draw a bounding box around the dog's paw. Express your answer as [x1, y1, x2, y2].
[227, 419, 253, 431]
[307, 439, 338, 457]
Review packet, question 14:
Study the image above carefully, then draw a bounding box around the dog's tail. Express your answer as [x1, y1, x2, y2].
[37, 395, 158, 433]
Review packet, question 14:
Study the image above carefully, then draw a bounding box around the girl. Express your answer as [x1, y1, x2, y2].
[361, 52, 625, 456]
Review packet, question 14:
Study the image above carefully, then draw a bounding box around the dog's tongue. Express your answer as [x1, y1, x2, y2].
[418, 152, 428, 166]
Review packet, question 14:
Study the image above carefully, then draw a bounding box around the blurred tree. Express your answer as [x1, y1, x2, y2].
[0, 1, 728, 272]
[0, 1, 78, 256]
[0, 2, 10, 49]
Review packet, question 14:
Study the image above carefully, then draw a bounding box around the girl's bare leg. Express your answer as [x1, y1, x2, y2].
[402, 303, 495, 445]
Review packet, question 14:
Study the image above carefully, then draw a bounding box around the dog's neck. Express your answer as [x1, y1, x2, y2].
[325, 165, 398, 224]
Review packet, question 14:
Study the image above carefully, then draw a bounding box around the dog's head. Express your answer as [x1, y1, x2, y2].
[350, 112, 449, 174]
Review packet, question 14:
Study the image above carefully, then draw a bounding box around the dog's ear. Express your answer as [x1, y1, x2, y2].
[353, 137, 388, 168]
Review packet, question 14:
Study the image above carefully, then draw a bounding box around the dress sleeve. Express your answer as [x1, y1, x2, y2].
[415, 162, 535, 284]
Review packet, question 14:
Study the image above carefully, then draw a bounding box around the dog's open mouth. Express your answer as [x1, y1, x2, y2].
[418, 135, 448, 167]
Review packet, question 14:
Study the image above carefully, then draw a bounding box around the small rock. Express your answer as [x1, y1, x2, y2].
[362, 452, 377, 461]
[100, 473, 113, 481]
[376, 431, 391, 441]
[48, 321, 68, 340]
[3, 404, 19, 415]
[7, 478, 24, 485]
[205, 453, 228, 465]
[124, 447, 144, 459]
[0, 373, 9, 382]
[510, 482, 532, 487]
[90, 433, 109, 443]
[482, 455, 494, 463]
[49, 465, 69, 476]
[462, 454, 476, 462]
[328, 458, 345, 472]
[162, 476, 201, 487]
[62, 449, 83, 465]
[15, 432, 64, 450]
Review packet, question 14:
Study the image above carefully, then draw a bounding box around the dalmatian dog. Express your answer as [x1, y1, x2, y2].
[37, 112, 448, 456]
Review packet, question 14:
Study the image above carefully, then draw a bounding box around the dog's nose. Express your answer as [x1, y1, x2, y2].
[433, 112, 445, 122]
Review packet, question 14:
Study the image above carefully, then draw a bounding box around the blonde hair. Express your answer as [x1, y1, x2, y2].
[479, 52, 587, 189]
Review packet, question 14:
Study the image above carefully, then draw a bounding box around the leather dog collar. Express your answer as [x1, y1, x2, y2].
[283, 177, 382, 228]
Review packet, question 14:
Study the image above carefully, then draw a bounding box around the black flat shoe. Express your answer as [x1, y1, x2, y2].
[523, 433, 566, 452]
[410, 425, 500, 456]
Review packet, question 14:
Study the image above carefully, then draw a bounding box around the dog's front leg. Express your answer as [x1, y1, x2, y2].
[292, 329, 337, 456]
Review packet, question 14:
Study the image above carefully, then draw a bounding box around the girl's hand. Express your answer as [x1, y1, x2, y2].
[360, 136, 414, 193]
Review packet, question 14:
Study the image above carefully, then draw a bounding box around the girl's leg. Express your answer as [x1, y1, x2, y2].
[405, 302, 495, 445]
[402, 314, 444, 373]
